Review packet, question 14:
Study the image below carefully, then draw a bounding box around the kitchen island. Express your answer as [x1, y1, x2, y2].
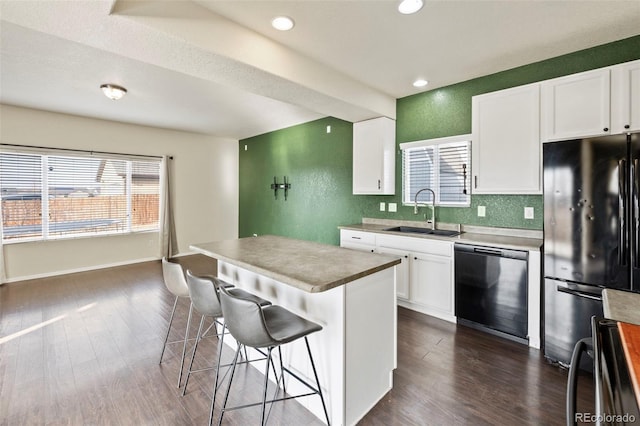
[190, 235, 400, 426]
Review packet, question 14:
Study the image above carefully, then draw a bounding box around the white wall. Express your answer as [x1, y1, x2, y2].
[0, 105, 239, 281]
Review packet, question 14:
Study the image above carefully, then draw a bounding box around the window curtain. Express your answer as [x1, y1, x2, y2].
[0, 197, 5, 284]
[159, 155, 178, 259]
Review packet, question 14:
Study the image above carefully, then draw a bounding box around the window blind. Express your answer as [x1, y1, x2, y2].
[0, 153, 43, 239]
[402, 140, 470, 206]
[0, 150, 161, 242]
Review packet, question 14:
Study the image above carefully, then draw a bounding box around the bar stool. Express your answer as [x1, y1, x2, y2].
[158, 257, 193, 388]
[215, 285, 331, 426]
[182, 270, 272, 396]
[566, 337, 594, 426]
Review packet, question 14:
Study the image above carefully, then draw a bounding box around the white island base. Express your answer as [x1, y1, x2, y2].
[217, 260, 397, 426]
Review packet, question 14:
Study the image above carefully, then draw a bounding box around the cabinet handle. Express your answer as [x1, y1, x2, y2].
[625, 125, 631, 129]
[351, 236, 361, 240]
[414, 256, 418, 260]
[378, 179, 381, 190]
[474, 175, 478, 189]
[404, 255, 408, 258]
[371, 249, 374, 253]
[604, 127, 609, 132]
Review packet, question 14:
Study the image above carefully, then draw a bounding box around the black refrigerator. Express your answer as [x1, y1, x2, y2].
[543, 132, 640, 367]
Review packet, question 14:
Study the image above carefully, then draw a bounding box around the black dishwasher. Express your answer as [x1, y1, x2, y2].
[454, 243, 528, 343]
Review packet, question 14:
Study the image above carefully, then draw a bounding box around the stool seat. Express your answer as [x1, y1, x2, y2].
[262, 305, 323, 346]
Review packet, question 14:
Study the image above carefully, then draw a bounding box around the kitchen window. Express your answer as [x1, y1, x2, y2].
[0, 148, 161, 242]
[400, 135, 471, 207]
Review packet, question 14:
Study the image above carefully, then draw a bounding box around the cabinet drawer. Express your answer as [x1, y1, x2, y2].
[340, 230, 376, 246]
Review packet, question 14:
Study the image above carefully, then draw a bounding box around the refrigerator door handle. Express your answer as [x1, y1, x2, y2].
[634, 159, 640, 269]
[557, 285, 603, 302]
[619, 159, 628, 266]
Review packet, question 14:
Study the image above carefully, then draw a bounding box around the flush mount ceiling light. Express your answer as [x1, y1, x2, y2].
[100, 84, 127, 100]
[271, 16, 295, 31]
[398, 0, 424, 14]
[413, 79, 429, 88]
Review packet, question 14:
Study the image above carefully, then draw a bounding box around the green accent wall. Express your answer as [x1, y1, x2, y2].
[239, 35, 640, 245]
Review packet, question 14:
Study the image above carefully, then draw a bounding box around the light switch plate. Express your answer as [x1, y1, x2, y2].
[524, 207, 534, 219]
[379, 202, 386, 212]
[388, 203, 397, 212]
[478, 206, 486, 217]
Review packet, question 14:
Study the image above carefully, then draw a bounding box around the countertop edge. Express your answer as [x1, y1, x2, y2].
[339, 223, 543, 252]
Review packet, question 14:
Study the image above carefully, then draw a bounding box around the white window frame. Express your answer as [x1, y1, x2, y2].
[400, 134, 472, 207]
[0, 148, 162, 244]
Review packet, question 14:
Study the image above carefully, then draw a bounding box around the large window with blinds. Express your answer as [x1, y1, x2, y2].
[0, 149, 161, 242]
[400, 136, 471, 207]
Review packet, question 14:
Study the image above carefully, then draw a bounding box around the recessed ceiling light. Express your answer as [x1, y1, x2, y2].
[413, 79, 429, 88]
[272, 16, 295, 31]
[398, 0, 424, 14]
[100, 84, 127, 100]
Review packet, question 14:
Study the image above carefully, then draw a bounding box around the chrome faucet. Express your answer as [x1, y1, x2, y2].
[414, 188, 436, 230]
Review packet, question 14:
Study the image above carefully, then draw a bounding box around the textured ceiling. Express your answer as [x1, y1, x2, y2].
[1, 0, 639, 139]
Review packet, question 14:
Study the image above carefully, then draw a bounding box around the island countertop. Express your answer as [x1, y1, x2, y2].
[190, 235, 400, 293]
[603, 288, 640, 325]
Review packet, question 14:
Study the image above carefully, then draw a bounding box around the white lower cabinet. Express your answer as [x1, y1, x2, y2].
[374, 233, 456, 323]
[409, 252, 453, 318]
[376, 246, 410, 300]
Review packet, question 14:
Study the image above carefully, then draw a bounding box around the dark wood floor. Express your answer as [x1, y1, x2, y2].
[0, 255, 594, 425]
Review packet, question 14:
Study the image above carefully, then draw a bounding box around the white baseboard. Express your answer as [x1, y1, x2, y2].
[3, 256, 161, 284]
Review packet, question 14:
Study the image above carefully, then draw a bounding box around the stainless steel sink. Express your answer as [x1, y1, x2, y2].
[383, 226, 461, 237]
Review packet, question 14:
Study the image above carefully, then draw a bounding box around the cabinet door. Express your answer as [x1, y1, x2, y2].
[541, 68, 610, 142]
[353, 117, 395, 195]
[471, 83, 541, 194]
[377, 246, 410, 300]
[410, 253, 453, 315]
[611, 59, 640, 134]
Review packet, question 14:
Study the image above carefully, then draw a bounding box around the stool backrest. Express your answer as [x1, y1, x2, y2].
[218, 286, 274, 348]
[185, 270, 223, 318]
[162, 258, 189, 297]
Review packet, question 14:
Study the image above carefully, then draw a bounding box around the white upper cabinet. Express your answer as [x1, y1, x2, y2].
[611, 59, 640, 134]
[471, 83, 541, 194]
[541, 68, 611, 142]
[353, 117, 395, 195]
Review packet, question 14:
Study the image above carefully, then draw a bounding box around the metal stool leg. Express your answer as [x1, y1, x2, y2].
[178, 302, 194, 388]
[210, 325, 227, 426]
[305, 336, 331, 426]
[217, 345, 242, 426]
[182, 314, 205, 396]
[159, 295, 179, 364]
[260, 347, 274, 426]
[277, 346, 286, 394]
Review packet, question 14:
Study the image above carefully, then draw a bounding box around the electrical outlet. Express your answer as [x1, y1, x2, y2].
[478, 206, 486, 217]
[388, 203, 397, 212]
[326, 125, 331, 133]
[524, 207, 534, 219]
[379, 202, 386, 212]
